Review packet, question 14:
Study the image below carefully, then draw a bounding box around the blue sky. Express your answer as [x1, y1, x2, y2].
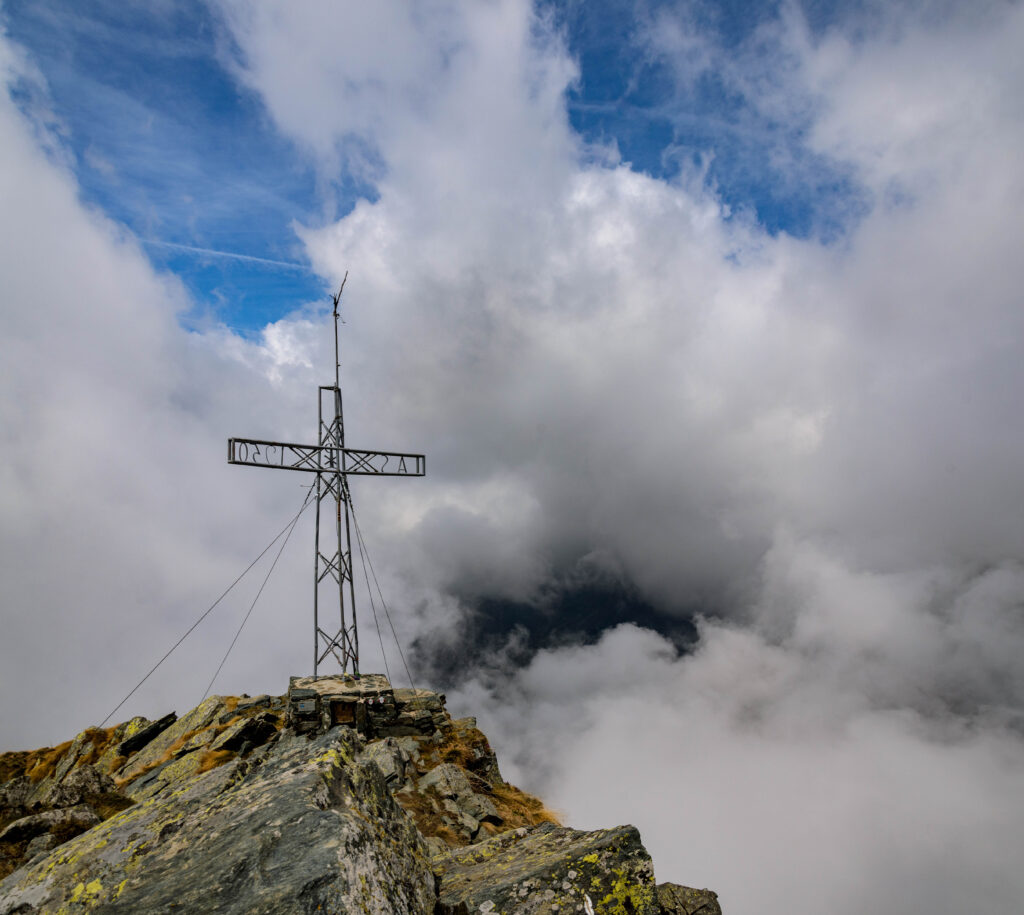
[2, 0, 866, 331]
[551, 0, 867, 236]
[3, 0, 327, 329]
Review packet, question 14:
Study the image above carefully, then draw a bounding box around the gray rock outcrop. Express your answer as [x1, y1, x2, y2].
[0, 682, 722, 913]
[433, 821, 659, 914]
[0, 805, 100, 845]
[657, 883, 723, 915]
[362, 736, 417, 788]
[0, 778, 30, 811]
[0, 727, 435, 915]
[210, 710, 279, 753]
[116, 695, 227, 783]
[41, 764, 116, 808]
[419, 761, 502, 836]
[116, 712, 177, 757]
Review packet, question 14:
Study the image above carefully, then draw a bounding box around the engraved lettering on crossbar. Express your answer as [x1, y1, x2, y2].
[229, 438, 424, 476]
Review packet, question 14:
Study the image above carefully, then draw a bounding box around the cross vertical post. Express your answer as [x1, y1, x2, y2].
[227, 272, 425, 679]
[312, 284, 360, 675]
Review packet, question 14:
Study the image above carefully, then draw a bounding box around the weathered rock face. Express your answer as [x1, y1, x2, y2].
[0, 680, 722, 914]
[0, 728, 435, 915]
[362, 736, 417, 789]
[657, 883, 723, 915]
[420, 763, 501, 822]
[41, 765, 116, 809]
[0, 696, 282, 881]
[390, 688, 451, 736]
[433, 822, 659, 915]
[449, 716, 504, 786]
[115, 712, 176, 757]
[0, 763, 131, 882]
[0, 805, 100, 845]
[115, 695, 229, 783]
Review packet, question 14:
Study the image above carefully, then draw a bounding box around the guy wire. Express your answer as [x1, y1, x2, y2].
[99, 492, 313, 728]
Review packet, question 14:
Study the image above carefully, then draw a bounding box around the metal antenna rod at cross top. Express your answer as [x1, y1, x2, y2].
[227, 273, 425, 678]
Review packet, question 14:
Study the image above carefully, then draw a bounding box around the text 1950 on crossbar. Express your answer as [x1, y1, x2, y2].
[228, 437, 425, 476]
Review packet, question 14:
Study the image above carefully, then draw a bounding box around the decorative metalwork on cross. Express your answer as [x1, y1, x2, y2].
[227, 274, 425, 678]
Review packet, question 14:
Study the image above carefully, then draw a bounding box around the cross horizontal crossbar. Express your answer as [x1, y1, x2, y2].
[228, 437, 425, 476]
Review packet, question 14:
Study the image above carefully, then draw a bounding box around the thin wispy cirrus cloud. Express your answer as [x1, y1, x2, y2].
[1, 2, 1023, 913]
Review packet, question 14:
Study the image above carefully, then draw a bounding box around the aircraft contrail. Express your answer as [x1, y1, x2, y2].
[142, 238, 311, 270]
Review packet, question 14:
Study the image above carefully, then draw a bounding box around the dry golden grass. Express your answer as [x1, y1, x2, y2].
[488, 781, 561, 828]
[391, 726, 561, 848]
[393, 787, 464, 848]
[89, 793, 134, 820]
[427, 726, 562, 829]
[195, 749, 236, 775]
[165, 727, 202, 757]
[393, 775, 559, 849]
[112, 727, 204, 789]
[0, 843, 25, 881]
[0, 751, 32, 784]
[25, 741, 73, 783]
[418, 725, 490, 772]
[1, 726, 119, 787]
[77, 726, 118, 767]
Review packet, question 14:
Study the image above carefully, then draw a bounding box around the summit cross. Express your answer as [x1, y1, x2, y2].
[227, 274, 425, 677]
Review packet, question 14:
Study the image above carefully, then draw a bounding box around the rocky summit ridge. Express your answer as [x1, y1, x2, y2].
[0, 679, 721, 914]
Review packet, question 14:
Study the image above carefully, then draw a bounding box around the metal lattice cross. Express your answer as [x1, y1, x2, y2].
[227, 276, 424, 677]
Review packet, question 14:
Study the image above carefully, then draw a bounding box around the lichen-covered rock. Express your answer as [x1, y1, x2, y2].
[51, 732, 92, 786]
[116, 696, 226, 782]
[174, 725, 220, 756]
[433, 821, 659, 915]
[0, 683, 721, 913]
[419, 763, 501, 825]
[0, 804, 100, 844]
[0, 727, 436, 915]
[235, 694, 273, 714]
[0, 764, 131, 880]
[23, 727, 111, 807]
[116, 712, 176, 758]
[656, 883, 722, 915]
[210, 711, 278, 753]
[42, 765, 116, 808]
[0, 778, 30, 811]
[451, 717, 504, 786]
[22, 835, 57, 860]
[363, 737, 416, 788]
[121, 746, 217, 802]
